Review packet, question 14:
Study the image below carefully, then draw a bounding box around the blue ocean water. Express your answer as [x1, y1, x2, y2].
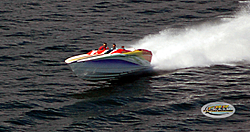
[1, 0, 250, 131]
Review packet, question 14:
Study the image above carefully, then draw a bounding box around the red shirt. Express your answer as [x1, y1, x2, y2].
[98, 46, 109, 50]
[111, 48, 131, 54]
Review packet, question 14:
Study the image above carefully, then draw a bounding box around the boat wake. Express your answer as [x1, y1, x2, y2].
[133, 6, 250, 70]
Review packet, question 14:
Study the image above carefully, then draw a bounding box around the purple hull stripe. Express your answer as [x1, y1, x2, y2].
[88, 59, 140, 66]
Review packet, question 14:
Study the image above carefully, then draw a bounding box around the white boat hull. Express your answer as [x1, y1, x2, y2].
[65, 48, 153, 81]
[68, 55, 151, 81]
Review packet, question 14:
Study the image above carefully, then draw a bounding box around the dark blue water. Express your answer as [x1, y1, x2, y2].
[1, 0, 250, 131]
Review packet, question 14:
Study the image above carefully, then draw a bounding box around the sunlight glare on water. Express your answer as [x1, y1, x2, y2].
[134, 6, 250, 70]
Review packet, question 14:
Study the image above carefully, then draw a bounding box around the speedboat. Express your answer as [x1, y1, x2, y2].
[65, 47, 153, 81]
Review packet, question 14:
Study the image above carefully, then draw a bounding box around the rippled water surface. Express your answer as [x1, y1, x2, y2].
[1, 0, 250, 131]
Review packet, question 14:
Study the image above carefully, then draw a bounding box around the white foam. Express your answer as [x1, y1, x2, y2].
[133, 7, 250, 70]
[239, 1, 250, 4]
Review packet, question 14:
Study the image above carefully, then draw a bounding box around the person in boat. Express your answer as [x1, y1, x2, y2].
[105, 43, 117, 54]
[111, 45, 131, 54]
[120, 46, 131, 52]
[92, 42, 109, 55]
[111, 43, 117, 50]
[98, 43, 109, 50]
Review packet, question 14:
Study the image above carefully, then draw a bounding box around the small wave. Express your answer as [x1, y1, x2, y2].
[5, 118, 34, 126]
[0, 101, 36, 109]
[26, 109, 66, 120]
[4, 32, 31, 37]
[0, 55, 20, 62]
[41, 45, 78, 52]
